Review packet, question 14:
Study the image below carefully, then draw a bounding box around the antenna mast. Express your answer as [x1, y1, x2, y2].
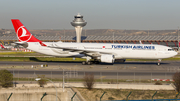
[113, 32, 114, 43]
[64, 29, 65, 42]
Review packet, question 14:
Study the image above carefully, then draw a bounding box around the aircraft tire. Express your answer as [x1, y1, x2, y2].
[87, 61, 92, 65]
[82, 61, 86, 65]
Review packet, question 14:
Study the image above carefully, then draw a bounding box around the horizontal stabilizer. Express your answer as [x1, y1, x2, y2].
[14, 42, 28, 48]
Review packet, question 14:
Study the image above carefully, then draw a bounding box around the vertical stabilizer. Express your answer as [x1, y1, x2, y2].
[11, 19, 42, 42]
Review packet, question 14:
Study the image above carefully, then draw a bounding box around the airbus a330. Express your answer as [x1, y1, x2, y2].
[11, 19, 177, 65]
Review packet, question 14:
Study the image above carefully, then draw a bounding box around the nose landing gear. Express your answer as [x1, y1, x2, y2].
[157, 59, 161, 66]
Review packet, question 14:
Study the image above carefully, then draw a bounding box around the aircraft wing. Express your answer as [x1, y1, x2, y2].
[47, 45, 115, 57]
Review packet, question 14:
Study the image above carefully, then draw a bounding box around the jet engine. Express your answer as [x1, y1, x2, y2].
[100, 55, 115, 63]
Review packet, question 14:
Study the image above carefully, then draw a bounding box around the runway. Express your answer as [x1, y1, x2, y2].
[0, 61, 179, 80]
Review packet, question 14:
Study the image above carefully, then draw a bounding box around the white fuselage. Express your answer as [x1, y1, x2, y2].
[26, 42, 177, 59]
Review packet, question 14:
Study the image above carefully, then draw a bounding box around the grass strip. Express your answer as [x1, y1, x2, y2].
[126, 57, 180, 61]
[0, 57, 85, 62]
[0, 57, 179, 62]
[0, 51, 179, 61]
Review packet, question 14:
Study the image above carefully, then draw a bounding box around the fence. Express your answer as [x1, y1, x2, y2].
[103, 99, 180, 101]
[8, 68, 179, 84]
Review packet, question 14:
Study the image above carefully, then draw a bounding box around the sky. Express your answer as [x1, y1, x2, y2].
[0, 0, 180, 30]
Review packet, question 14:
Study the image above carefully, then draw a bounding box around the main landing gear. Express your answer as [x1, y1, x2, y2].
[157, 59, 161, 66]
[82, 56, 92, 65]
[82, 57, 100, 65]
[82, 60, 100, 65]
[82, 61, 92, 65]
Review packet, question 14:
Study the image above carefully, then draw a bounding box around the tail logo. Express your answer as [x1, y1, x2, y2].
[17, 26, 32, 42]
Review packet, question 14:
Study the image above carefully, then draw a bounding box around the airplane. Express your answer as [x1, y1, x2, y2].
[11, 19, 178, 65]
[0, 44, 5, 49]
[0, 44, 13, 50]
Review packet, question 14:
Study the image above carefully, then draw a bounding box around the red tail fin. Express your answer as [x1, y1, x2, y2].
[0, 44, 5, 48]
[11, 19, 41, 42]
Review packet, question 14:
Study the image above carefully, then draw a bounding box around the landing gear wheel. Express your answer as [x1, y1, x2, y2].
[87, 61, 92, 65]
[82, 61, 86, 65]
[157, 62, 160, 66]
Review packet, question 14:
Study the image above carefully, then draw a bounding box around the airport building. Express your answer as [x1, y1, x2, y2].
[71, 14, 87, 43]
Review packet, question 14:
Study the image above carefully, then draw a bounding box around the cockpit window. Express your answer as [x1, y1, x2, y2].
[168, 49, 174, 51]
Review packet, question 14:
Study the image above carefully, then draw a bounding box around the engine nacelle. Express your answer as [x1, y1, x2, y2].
[100, 55, 115, 63]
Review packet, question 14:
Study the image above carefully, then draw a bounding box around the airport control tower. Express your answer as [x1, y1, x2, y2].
[71, 14, 87, 43]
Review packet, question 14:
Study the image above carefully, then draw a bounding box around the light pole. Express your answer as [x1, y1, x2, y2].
[63, 69, 64, 92]
[36, 78, 58, 101]
[178, 27, 179, 50]
[113, 32, 114, 43]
